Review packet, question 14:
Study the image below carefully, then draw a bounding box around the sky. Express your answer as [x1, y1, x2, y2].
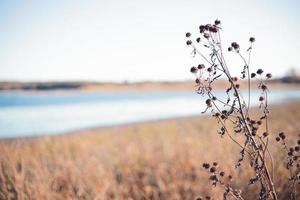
[0, 0, 299, 82]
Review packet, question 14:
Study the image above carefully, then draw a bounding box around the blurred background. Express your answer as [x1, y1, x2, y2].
[0, 0, 300, 138]
[0, 1, 300, 199]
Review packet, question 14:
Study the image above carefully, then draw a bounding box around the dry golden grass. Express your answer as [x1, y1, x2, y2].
[0, 101, 300, 200]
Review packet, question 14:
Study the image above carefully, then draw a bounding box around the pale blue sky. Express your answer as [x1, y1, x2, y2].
[0, 0, 299, 82]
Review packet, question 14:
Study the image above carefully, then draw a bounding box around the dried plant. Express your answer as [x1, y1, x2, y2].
[186, 20, 300, 200]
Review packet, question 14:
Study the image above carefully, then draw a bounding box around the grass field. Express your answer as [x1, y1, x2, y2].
[0, 101, 300, 200]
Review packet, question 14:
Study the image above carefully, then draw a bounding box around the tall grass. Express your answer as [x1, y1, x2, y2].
[0, 102, 299, 199]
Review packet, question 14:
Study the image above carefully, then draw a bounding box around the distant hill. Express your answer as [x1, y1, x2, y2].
[277, 76, 300, 84]
[0, 79, 299, 92]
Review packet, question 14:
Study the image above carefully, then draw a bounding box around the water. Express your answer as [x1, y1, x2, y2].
[0, 89, 300, 138]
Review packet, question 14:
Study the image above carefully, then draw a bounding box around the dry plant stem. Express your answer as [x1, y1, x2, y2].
[219, 54, 278, 199]
[185, 22, 292, 199]
[213, 38, 278, 200]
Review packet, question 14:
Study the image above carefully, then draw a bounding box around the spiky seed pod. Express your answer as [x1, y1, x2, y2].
[235, 84, 240, 89]
[207, 67, 213, 72]
[249, 37, 255, 42]
[212, 96, 217, 101]
[251, 73, 256, 78]
[220, 171, 225, 177]
[295, 146, 299, 151]
[232, 77, 238, 82]
[256, 69, 264, 74]
[276, 137, 281, 142]
[213, 162, 218, 166]
[186, 40, 192, 45]
[196, 37, 201, 43]
[185, 32, 191, 37]
[228, 47, 233, 51]
[190, 66, 197, 73]
[257, 120, 262, 125]
[266, 73, 272, 79]
[195, 78, 200, 84]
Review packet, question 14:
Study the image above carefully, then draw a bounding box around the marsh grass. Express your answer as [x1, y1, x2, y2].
[0, 102, 299, 200]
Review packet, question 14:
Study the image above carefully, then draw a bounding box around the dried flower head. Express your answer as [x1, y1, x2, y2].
[210, 166, 217, 173]
[251, 73, 256, 78]
[214, 19, 221, 25]
[266, 73, 272, 79]
[231, 42, 240, 50]
[228, 47, 233, 52]
[259, 96, 264, 101]
[185, 32, 191, 37]
[186, 40, 192, 45]
[190, 66, 197, 73]
[196, 37, 201, 43]
[203, 163, 210, 169]
[198, 64, 205, 69]
[279, 132, 286, 140]
[261, 84, 268, 91]
[249, 37, 255, 43]
[256, 69, 264, 75]
[199, 25, 206, 33]
[204, 33, 210, 39]
[206, 99, 212, 107]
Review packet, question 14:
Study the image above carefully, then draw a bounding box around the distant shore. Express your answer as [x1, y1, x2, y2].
[0, 80, 300, 92]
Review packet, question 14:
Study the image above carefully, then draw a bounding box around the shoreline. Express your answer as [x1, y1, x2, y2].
[0, 81, 300, 93]
[1, 98, 299, 142]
